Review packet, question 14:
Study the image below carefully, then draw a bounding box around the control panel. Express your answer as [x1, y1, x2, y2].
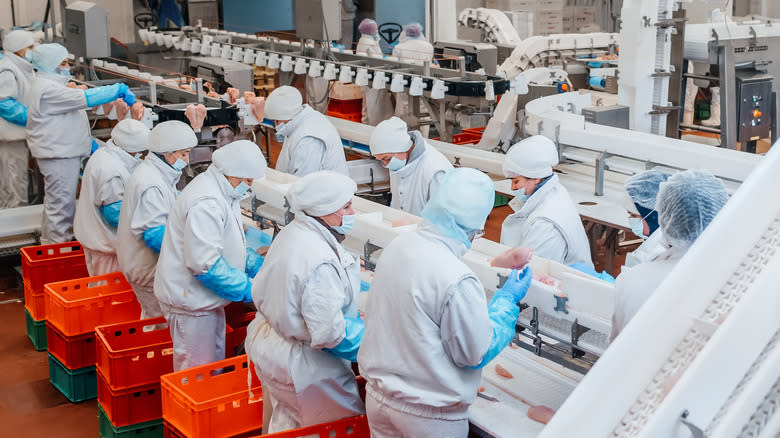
[736, 71, 774, 143]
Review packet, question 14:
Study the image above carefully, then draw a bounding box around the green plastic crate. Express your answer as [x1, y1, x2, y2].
[98, 404, 163, 438]
[25, 308, 47, 351]
[494, 193, 509, 208]
[48, 354, 97, 402]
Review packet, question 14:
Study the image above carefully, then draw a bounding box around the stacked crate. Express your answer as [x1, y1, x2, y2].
[491, 0, 565, 37]
[225, 302, 256, 358]
[253, 66, 276, 97]
[563, 6, 597, 33]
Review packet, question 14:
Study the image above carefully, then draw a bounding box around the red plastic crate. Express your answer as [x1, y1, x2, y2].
[327, 98, 362, 115]
[98, 369, 162, 427]
[46, 322, 96, 369]
[161, 355, 263, 438]
[452, 126, 485, 145]
[163, 421, 262, 438]
[253, 415, 370, 438]
[225, 302, 255, 328]
[21, 241, 88, 320]
[96, 317, 173, 391]
[326, 110, 362, 123]
[226, 311, 256, 358]
[44, 272, 141, 337]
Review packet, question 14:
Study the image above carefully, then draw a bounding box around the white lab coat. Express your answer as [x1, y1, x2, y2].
[500, 174, 593, 267]
[624, 229, 667, 268]
[610, 246, 687, 341]
[0, 52, 33, 209]
[245, 214, 363, 432]
[276, 105, 349, 177]
[27, 71, 91, 243]
[155, 165, 247, 370]
[356, 35, 382, 56]
[389, 131, 452, 216]
[116, 152, 182, 319]
[358, 223, 493, 428]
[74, 141, 141, 276]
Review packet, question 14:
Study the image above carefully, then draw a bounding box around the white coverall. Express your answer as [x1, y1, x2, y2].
[74, 141, 141, 276]
[245, 214, 364, 432]
[275, 105, 348, 177]
[358, 223, 494, 437]
[624, 229, 667, 268]
[500, 174, 593, 267]
[116, 152, 182, 319]
[154, 165, 247, 371]
[26, 71, 91, 243]
[392, 38, 434, 121]
[356, 35, 394, 126]
[0, 52, 33, 209]
[388, 131, 451, 216]
[611, 246, 687, 341]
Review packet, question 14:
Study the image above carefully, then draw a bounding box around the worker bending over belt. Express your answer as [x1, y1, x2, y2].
[622, 169, 671, 268]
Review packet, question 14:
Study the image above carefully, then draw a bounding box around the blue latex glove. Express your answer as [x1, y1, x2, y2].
[245, 248, 264, 278]
[568, 262, 616, 284]
[195, 256, 253, 302]
[471, 267, 533, 369]
[245, 226, 272, 250]
[324, 316, 364, 362]
[360, 280, 370, 292]
[142, 224, 165, 253]
[91, 138, 100, 154]
[121, 88, 137, 106]
[84, 83, 130, 107]
[101, 201, 122, 228]
[0, 97, 28, 126]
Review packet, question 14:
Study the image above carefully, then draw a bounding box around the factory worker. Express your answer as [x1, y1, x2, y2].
[359, 168, 533, 438]
[245, 170, 364, 432]
[500, 135, 593, 267]
[392, 22, 433, 66]
[369, 117, 452, 215]
[265, 86, 348, 177]
[622, 169, 671, 268]
[27, 43, 136, 243]
[357, 19, 394, 126]
[611, 169, 728, 341]
[116, 121, 196, 319]
[155, 140, 267, 371]
[0, 30, 35, 209]
[74, 120, 150, 276]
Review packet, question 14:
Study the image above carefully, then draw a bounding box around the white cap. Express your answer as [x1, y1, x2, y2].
[264, 85, 303, 120]
[502, 135, 558, 179]
[3, 30, 35, 53]
[212, 140, 267, 179]
[111, 119, 150, 153]
[370, 116, 412, 155]
[147, 121, 198, 153]
[288, 171, 357, 217]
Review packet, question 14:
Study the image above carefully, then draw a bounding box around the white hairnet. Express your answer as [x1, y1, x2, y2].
[405, 22, 424, 38]
[370, 117, 412, 155]
[212, 140, 267, 179]
[3, 30, 34, 53]
[147, 120, 198, 153]
[111, 119, 150, 153]
[624, 169, 671, 210]
[287, 171, 357, 217]
[657, 169, 728, 248]
[264, 85, 303, 121]
[421, 168, 494, 247]
[359, 18, 378, 36]
[30, 43, 68, 74]
[502, 135, 558, 179]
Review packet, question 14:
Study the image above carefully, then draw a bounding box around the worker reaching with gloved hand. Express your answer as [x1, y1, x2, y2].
[26, 43, 136, 243]
[154, 140, 266, 371]
[245, 171, 365, 433]
[74, 119, 150, 276]
[117, 120, 196, 319]
[358, 168, 533, 438]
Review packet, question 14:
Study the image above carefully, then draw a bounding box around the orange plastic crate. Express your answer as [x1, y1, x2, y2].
[258, 415, 370, 438]
[46, 322, 96, 369]
[327, 98, 362, 115]
[44, 272, 141, 337]
[21, 241, 88, 320]
[161, 355, 262, 438]
[163, 421, 262, 438]
[226, 311, 256, 358]
[326, 110, 362, 123]
[96, 317, 174, 391]
[98, 369, 162, 427]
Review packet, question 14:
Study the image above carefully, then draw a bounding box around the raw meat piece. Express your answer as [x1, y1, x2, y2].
[527, 405, 555, 424]
[478, 386, 485, 393]
[491, 247, 534, 270]
[179, 83, 192, 90]
[250, 97, 265, 122]
[495, 364, 513, 379]
[185, 103, 207, 132]
[533, 273, 561, 290]
[244, 91, 257, 103]
[114, 99, 129, 120]
[207, 90, 220, 98]
[98, 101, 115, 114]
[225, 87, 240, 104]
[130, 102, 145, 120]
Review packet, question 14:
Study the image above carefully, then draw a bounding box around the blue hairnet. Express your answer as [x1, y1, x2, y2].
[421, 168, 495, 248]
[405, 22, 424, 38]
[30, 43, 68, 74]
[657, 169, 728, 248]
[624, 169, 671, 210]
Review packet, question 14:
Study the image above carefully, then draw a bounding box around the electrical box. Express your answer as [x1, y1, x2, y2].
[736, 70, 773, 143]
[64, 1, 110, 59]
[582, 105, 630, 129]
[294, 0, 341, 41]
[189, 57, 254, 93]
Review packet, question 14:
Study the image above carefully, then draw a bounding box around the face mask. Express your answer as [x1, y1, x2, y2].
[58, 67, 71, 78]
[275, 122, 286, 143]
[172, 157, 187, 171]
[629, 217, 648, 239]
[333, 214, 356, 235]
[234, 181, 251, 199]
[24, 51, 33, 62]
[386, 157, 406, 172]
[513, 187, 531, 203]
